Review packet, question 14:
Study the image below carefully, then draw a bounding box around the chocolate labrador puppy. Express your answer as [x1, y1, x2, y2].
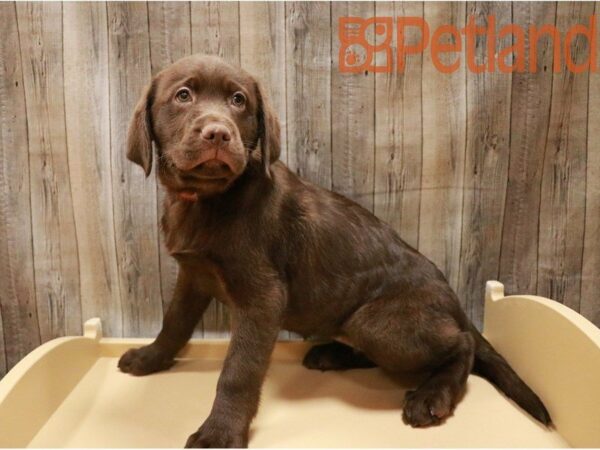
[119, 54, 550, 447]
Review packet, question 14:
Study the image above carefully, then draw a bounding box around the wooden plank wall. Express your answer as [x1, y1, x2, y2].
[0, 1, 598, 376]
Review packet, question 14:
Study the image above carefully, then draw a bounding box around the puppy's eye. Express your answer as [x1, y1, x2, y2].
[175, 87, 192, 103]
[231, 92, 246, 108]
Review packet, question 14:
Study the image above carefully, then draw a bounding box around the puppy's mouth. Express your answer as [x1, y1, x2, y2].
[182, 158, 233, 180]
[174, 159, 231, 201]
[174, 156, 240, 202]
[164, 144, 247, 202]
[173, 144, 245, 175]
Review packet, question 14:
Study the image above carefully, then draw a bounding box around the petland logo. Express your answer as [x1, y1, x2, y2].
[339, 16, 598, 74]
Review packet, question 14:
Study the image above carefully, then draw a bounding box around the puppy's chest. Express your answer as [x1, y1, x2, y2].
[162, 206, 240, 259]
[162, 205, 221, 256]
[163, 225, 211, 257]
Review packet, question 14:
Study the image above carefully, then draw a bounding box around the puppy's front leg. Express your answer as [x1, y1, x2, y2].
[186, 286, 284, 448]
[119, 268, 211, 375]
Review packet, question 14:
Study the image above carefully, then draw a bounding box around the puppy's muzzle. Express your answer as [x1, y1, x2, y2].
[199, 123, 231, 146]
[175, 117, 245, 175]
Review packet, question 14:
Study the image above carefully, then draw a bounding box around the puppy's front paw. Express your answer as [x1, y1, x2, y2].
[118, 345, 174, 376]
[185, 419, 248, 448]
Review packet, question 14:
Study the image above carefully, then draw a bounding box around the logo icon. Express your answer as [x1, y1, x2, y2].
[339, 17, 393, 73]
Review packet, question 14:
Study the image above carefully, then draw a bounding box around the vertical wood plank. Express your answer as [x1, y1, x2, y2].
[191, 1, 240, 65]
[16, 2, 81, 340]
[582, 2, 600, 327]
[499, 3, 556, 297]
[537, 2, 592, 310]
[331, 1, 376, 212]
[419, 2, 467, 294]
[285, 2, 332, 188]
[107, 2, 163, 337]
[148, 2, 191, 318]
[374, 1, 423, 249]
[458, 2, 512, 329]
[0, 2, 41, 370]
[148, 2, 192, 75]
[191, 1, 240, 337]
[240, 2, 287, 164]
[63, 2, 123, 337]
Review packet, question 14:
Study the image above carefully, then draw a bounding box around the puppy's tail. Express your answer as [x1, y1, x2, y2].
[469, 325, 552, 426]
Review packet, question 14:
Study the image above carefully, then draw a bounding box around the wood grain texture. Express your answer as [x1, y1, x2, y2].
[374, 1, 423, 249]
[63, 2, 123, 338]
[147, 1, 191, 319]
[419, 2, 467, 294]
[191, 1, 240, 337]
[191, 1, 240, 65]
[458, 2, 512, 329]
[499, 3, 556, 297]
[148, 2, 192, 76]
[285, 2, 332, 188]
[107, 2, 163, 337]
[581, 2, 600, 327]
[331, 1, 376, 211]
[537, 2, 592, 310]
[16, 2, 81, 340]
[240, 2, 287, 164]
[0, 2, 41, 373]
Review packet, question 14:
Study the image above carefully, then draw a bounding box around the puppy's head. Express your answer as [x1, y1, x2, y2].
[127, 54, 280, 199]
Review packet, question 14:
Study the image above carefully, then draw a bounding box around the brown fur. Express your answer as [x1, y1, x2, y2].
[119, 54, 551, 448]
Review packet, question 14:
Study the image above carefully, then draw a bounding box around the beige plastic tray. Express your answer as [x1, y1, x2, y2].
[0, 281, 599, 448]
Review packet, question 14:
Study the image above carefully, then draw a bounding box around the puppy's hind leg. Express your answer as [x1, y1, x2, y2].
[303, 341, 377, 371]
[402, 332, 475, 427]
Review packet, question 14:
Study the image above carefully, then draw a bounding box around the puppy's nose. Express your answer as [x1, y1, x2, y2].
[201, 124, 231, 145]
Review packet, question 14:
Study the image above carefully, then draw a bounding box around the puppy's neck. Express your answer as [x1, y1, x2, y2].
[165, 167, 272, 210]
[176, 190, 199, 202]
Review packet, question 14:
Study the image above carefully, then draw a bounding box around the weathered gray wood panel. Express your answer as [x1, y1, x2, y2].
[107, 2, 163, 337]
[191, 1, 240, 65]
[17, 2, 82, 340]
[240, 2, 287, 164]
[419, 2, 467, 295]
[459, 2, 512, 329]
[374, 2, 423, 250]
[537, 2, 592, 311]
[0, 1, 40, 371]
[581, 2, 600, 327]
[499, 3, 556, 297]
[331, 2, 376, 212]
[63, 2, 123, 338]
[285, 2, 332, 188]
[1, 1, 599, 376]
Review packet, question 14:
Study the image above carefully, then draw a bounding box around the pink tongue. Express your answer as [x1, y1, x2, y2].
[178, 191, 198, 202]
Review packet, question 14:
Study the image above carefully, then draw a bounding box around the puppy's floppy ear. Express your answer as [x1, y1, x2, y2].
[127, 81, 155, 177]
[255, 80, 281, 178]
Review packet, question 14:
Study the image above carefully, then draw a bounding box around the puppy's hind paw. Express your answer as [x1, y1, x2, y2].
[302, 341, 376, 371]
[402, 388, 455, 428]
